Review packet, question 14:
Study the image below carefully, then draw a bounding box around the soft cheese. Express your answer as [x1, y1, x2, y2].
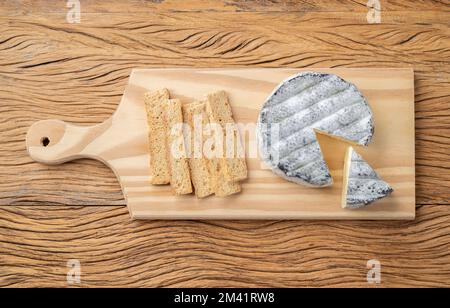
[257, 72, 374, 187]
[342, 147, 393, 209]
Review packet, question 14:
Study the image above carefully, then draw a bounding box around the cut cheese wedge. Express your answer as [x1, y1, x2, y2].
[342, 147, 393, 209]
[257, 72, 374, 187]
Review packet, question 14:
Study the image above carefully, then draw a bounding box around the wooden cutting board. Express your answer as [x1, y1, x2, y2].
[26, 68, 415, 220]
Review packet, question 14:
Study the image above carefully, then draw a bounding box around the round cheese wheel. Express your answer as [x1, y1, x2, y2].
[257, 72, 374, 187]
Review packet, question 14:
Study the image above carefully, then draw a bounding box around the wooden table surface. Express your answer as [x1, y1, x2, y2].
[0, 0, 449, 288]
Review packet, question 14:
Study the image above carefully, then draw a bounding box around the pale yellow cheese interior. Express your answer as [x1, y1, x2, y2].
[341, 146, 354, 208]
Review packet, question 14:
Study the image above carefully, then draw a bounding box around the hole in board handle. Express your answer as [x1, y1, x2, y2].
[40, 137, 50, 147]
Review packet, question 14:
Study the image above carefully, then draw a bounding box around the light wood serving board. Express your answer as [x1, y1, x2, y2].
[26, 68, 415, 220]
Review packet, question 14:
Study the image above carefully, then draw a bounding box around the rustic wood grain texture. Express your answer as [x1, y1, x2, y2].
[0, 204, 449, 288]
[0, 0, 449, 287]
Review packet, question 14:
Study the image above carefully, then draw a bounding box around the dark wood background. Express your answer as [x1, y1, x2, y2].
[0, 0, 449, 287]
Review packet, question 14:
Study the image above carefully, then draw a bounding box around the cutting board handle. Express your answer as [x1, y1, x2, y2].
[26, 119, 111, 165]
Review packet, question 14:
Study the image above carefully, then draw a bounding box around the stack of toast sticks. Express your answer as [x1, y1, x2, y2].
[144, 89, 248, 198]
